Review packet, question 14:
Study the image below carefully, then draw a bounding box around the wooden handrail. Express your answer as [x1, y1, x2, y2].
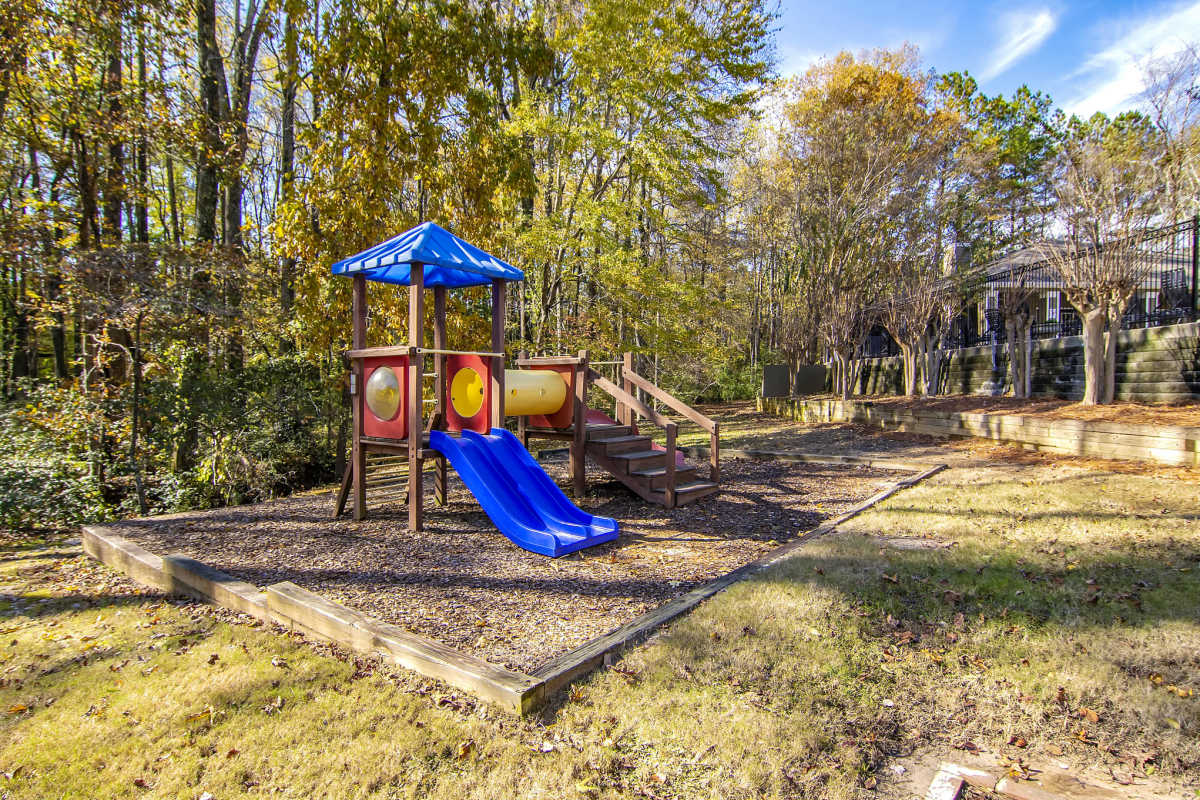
[621, 367, 716, 433]
[620, 361, 719, 482]
[516, 355, 587, 366]
[346, 345, 503, 359]
[587, 370, 676, 431]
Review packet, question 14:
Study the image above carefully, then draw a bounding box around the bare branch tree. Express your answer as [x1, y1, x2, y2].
[1039, 117, 1163, 404]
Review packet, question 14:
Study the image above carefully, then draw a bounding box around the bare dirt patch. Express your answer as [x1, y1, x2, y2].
[804, 393, 1200, 427]
[107, 457, 896, 673]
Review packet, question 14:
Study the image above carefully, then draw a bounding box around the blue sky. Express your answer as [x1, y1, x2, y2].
[774, 0, 1200, 117]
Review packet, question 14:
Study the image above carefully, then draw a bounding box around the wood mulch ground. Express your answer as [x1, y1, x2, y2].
[107, 457, 896, 674]
[803, 394, 1200, 428]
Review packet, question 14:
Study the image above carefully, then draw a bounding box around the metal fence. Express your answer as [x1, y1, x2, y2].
[862, 216, 1200, 358]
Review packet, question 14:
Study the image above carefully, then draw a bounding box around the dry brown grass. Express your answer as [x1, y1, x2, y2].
[803, 393, 1200, 428]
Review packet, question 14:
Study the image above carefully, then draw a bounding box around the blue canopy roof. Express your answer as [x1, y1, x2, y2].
[330, 221, 524, 287]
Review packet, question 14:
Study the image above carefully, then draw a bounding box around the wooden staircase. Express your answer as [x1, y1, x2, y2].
[583, 422, 719, 507]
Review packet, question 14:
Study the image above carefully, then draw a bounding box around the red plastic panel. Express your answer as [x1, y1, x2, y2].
[528, 365, 575, 429]
[361, 355, 408, 440]
[446, 354, 492, 434]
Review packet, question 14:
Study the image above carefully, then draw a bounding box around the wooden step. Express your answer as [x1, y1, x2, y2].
[654, 480, 719, 506]
[590, 434, 653, 455]
[607, 449, 666, 473]
[585, 424, 633, 441]
[630, 465, 699, 490]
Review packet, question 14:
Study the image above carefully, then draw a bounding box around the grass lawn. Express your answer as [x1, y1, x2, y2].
[0, 425, 1197, 798]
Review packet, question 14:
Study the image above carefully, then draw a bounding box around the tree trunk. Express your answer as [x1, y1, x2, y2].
[224, 175, 244, 371]
[1023, 318, 1033, 399]
[195, 0, 221, 243]
[1005, 318, 1022, 398]
[1103, 304, 1120, 405]
[135, 24, 149, 244]
[103, 24, 124, 244]
[278, 4, 297, 333]
[129, 313, 148, 514]
[1079, 307, 1107, 406]
[899, 341, 917, 396]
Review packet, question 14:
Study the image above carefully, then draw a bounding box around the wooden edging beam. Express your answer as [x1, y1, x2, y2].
[81, 525, 542, 714]
[680, 445, 934, 473]
[81, 459, 943, 716]
[527, 461, 946, 700]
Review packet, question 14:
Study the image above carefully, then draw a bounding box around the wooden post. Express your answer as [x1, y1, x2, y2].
[433, 285, 448, 506]
[351, 274, 367, 521]
[517, 349, 529, 449]
[710, 421, 720, 482]
[1191, 214, 1198, 314]
[571, 349, 588, 497]
[664, 422, 677, 508]
[490, 279, 506, 430]
[621, 351, 636, 432]
[408, 264, 425, 531]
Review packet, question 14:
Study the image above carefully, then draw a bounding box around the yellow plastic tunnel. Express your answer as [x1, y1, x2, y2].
[448, 367, 569, 419]
[502, 369, 567, 416]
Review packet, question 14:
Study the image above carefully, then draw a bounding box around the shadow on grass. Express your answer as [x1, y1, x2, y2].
[754, 526, 1200, 642]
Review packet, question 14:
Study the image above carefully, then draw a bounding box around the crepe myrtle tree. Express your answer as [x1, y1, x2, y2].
[1040, 113, 1164, 405]
[998, 280, 1038, 399]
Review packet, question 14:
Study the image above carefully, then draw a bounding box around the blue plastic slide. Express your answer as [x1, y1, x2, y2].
[428, 428, 619, 557]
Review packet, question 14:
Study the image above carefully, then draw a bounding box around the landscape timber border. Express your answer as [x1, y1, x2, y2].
[81, 453, 944, 715]
[760, 396, 1200, 467]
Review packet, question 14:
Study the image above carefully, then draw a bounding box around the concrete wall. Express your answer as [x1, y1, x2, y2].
[854, 320, 1200, 402]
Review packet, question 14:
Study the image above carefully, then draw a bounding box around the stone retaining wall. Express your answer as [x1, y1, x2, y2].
[855, 320, 1200, 402]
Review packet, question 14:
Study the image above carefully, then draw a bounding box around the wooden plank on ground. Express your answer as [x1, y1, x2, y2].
[681, 446, 932, 473]
[163, 554, 270, 621]
[528, 463, 946, 698]
[81, 526, 171, 592]
[266, 581, 539, 714]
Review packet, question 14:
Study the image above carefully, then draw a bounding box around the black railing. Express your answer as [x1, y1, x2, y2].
[861, 216, 1200, 358]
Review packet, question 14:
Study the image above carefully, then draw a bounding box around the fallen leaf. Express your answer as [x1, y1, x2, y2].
[1008, 735, 1028, 748]
[6, 704, 27, 715]
[455, 740, 475, 760]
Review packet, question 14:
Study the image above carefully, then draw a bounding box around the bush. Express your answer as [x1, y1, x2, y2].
[0, 395, 110, 534]
[0, 462, 108, 534]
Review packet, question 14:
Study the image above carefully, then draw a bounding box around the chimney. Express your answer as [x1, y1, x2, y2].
[942, 243, 970, 277]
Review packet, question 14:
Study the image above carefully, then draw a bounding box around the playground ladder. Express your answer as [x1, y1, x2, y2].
[571, 356, 720, 508]
[583, 423, 719, 507]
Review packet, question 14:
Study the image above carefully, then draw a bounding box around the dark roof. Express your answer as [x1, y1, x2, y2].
[331, 222, 524, 287]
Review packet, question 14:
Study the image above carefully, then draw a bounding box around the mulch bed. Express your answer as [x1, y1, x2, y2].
[108, 457, 896, 673]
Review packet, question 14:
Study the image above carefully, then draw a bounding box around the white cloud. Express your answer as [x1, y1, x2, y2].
[777, 46, 823, 79]
[1065, 1, 1200, 117]
[981, 8, 1059, 80]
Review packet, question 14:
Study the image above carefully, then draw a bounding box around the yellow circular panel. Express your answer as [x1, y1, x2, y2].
[365, 366, 401, 421]
[451, 367, 485, 419]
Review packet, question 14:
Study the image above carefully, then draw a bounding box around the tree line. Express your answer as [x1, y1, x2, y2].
[732, 46, 1200, 405]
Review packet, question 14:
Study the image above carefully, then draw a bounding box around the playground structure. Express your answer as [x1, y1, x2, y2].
[329, 223, 720, 555]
